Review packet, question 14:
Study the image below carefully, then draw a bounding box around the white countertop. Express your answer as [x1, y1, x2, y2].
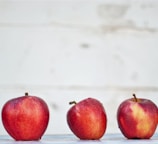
[0, 133, 158, 144]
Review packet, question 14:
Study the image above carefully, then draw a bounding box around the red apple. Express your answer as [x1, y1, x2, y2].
[117, 94, 158, 139]
[67, 98, 107, 140]
[1, 92, 49, 141]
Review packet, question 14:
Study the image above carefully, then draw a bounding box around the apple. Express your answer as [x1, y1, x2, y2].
[67, 98, 107, 140]
[1, 92, 49, 141]
[117, 93, 158, 139]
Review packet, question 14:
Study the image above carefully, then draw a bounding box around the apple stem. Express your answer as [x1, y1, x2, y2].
[69, 101, 77, 105]
[133, 93, 138, 102]
[25, 92, 29, 96]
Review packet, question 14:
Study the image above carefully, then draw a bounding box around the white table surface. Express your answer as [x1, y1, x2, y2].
[0, 133, 158, 144]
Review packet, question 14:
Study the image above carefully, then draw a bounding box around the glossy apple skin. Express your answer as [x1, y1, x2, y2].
[67, 98, 107, 140]
[117, 98, 158, 139]
[1, 94, 49, 141]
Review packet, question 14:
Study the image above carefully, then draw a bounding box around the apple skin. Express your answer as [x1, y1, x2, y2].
[1, 93, 49, 141]
[117, 94, 158, 139]
[67, 98, 107, 140]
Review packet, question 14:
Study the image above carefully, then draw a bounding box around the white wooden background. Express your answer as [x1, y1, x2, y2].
[0, 0, 158, 136]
